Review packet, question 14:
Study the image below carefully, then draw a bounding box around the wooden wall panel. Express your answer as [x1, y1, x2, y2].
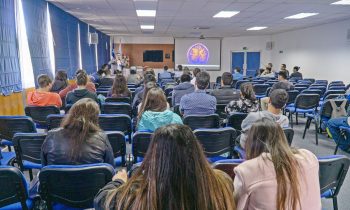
[0, 88, 34, 116]
[117, 44, 174, 68]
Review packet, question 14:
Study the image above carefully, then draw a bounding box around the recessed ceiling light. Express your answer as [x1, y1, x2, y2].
[331, 0, 350, 5]
[284, 13, 319, 19]
[140, 25, 154, 30]
[136, 10, 156, 17]
[247, 26, 267, 31]
[213, 11, 240, 18]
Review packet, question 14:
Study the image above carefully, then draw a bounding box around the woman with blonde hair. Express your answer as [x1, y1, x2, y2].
[94, 124, 236, 210]
[234, 118, 321, 210]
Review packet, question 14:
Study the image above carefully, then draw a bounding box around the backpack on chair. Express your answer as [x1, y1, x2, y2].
[329, 99, 347, 119]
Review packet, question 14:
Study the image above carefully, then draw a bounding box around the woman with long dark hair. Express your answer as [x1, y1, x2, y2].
[51, 70, 68, 93]
[137, 87, 181, 131]
[225, 83, 259, 114]
[234, 118, 321, 210]
[108, 74, 131, 98]
[94, 124, 236, 210]
[41, 98, 114, 166]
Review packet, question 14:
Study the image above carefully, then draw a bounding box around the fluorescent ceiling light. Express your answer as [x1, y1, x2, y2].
[134, 0, 157, 1]
[331, 0, 350, 5]
[136, 10, 156, 17]
[213, 11, 240, 18]
[284, 13, 319, 19]
[247, 26, 267, 31]
[140, 25, 154, 30]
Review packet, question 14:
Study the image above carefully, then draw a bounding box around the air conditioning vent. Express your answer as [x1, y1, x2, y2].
[89, 33, 98, 45]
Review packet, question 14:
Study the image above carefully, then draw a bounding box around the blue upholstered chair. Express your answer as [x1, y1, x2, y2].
[212, 159, 245, 180]
[132, 131, 153, 163]
[105, 131, 126, 167]
[183, 114, 220, 130]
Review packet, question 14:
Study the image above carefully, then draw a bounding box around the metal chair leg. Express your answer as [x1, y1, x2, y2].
[290, 112, 294, 128]
[302, 118, 310, 139]
[333, 196, 338, 210]
[296, 113, 299, 125]
[29, 169, 33, 181]
[315, 118, 319, 145]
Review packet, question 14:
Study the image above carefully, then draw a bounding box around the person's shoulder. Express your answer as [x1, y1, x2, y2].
[296, 149, 318, 164]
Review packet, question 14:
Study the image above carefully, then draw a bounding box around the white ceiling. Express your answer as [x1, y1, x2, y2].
[47, 0, 350, 38]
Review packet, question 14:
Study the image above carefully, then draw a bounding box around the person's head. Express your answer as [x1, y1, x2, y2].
[195, 71, 210, 90]
[108, 124, 235, 210]
[234, 67, 241, 73]
[222, 72, 233, 86]
[163, 65, 169, 71]
[269, 89, 288, 110]
[75, 69, 85, 76]
[144, 69, 155, 77]
[138, 87, 167, 120]
[177, 64, 183, 71]
[268, 63, 273, 68]
[141, 74, 157, 105]
[245, 118, 301, 210]
[293, 66, 300, 73]
[37, 74, 52, 90]
[76, 71, 88, 87]
[111, 74, 129, 96]
[266, 67, 272, 73]
[278, 71, 288, 81]
[61, 98, 101, 160]
[101, 64, 109, 71]
[180, 73, 191, 83]
[104, 69, 112, 76]
[193, 68, 201, 77]
[55, 70, 68, 81]
[281, 64, 286, 70]
[130, 66, 137, 74]
[240, 83, 256, 101]
[97, 69, 104, 76]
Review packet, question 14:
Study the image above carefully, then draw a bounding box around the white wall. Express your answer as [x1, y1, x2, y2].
[271, 19, 350, 83]
[113, 36, 173, 44]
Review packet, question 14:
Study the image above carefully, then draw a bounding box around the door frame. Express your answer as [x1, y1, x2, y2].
[230, 50, 261, 76]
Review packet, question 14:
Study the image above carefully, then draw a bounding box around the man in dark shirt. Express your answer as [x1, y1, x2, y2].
[290, 66, 303, 79]
[211, 72, 240, 105]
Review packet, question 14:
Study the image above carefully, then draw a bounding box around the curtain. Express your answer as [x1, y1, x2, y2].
[80, 22, 97, 74]
[97, 32, 110, 67]
[0, 0, 22, 95]
[22, 0, 52, 85]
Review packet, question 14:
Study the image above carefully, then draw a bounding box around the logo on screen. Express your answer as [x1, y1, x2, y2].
[187, 43, 209, 65]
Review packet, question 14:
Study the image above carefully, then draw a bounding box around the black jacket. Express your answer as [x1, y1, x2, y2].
[65, 89, 99, 105]
[210, 86, 240, 105]
[41, 128, 115, 167]
[51, 80, 68, 93]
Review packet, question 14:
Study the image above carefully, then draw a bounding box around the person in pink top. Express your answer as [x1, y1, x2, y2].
[59, 69, 96, 98]
[234, 118, 321, 210]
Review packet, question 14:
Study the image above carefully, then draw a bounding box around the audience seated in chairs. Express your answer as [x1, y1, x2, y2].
[327, 116, 350, 153]
[260, 67, 275, 77]
[172, 73, 195, 106]
[158, 65, 172, 80]
[107, 74, 131, 98]
[65, 71, 99, 106]
[99, 69, 115, 87]
[132, 74, 157, 111]
[240, 89, 289, 148]
[59, 69, 96, 98]
[232, 66, 244, 80]
[279, 63, 290, 77]
[290, 66, 303, 80]
[180, 71, 217, 116]
[211, 72, 240, 104]
[91, 64, 108, 84]
[137, 88, 182, 132]
[261, 71, 294, 110]
[94, 124, 236, 210]
[50, 70, 68, 93]
[190, 67, 201, 86]
[174, 64, 184, 79]
[27, 74, 62, 108]
[41, 98, 114, 166]
[127, 66, 141, 85]
[225, 83, 259, 114]
[234, 118, 321, 210]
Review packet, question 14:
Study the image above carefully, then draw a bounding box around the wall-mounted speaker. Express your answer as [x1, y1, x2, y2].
[89, 33, 98, 45]
[266, 41, 274, 50]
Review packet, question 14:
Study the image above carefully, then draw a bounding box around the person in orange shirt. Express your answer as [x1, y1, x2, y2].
[27, 74, 62, 108]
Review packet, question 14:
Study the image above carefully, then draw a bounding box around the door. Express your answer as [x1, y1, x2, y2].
[231, 52, 244, 73]
[246, 52, 260, 77]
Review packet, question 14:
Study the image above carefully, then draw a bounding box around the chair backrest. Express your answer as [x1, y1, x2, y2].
[105, 131, 126, 160]
[253, 84, 270, 95]
[320, 99, 349, 119]
[46, 114, 65, 130]
[39, 163, 114, 209]
[328, 86, 346, 91]
[294, 94, 320, 110]
[24, 106, 60, 126]
[226, 113, 248, 131]
[101, 103, 132, 117]
[309, 86, 326, 95]
[0, 116, 37, 141]
[99, 114, 132, 134]
[319, 156, 350, 197]
[212, 159, 244, 180]
[194, 128, 236, 157]
[13, 133, 47, 170]
[283, 128, 294, 145]
[303, 78, 315, 83]
[301, 89, 322, 96]
[324, 94, 345, 101]
[294, 84, 309, 88]
[235, 80, 249, 89]
[183, 114, 220, 130]
[0, 166, 29, 209]
[164, 88, 173, 97]
[287, 90, 299, 105]
[173, 105, 181, 116]
[315, 80, 328, 85]
[96, 91, 108, 97]
[323, 90, 346, 99]
[216, 104, 227, 118]
[105, 97, 131, 104]
[294, 86, 307, 92]
[132, 132, 153, 162]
